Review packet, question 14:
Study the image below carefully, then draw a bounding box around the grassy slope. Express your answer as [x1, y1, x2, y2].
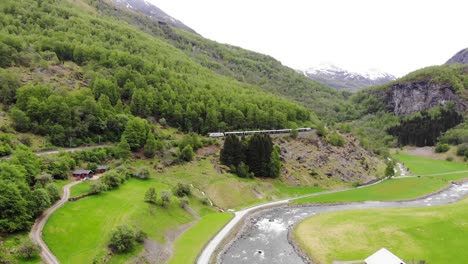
[294, 154, 468, 204]
[0, 232, 41, 264]
[168, 213, 233, 264]
[393, 153, 468, 174]
[43, 179, 193, 264]
[294, 197, 468, 263]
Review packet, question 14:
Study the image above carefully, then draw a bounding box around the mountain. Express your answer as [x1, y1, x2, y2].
[110, 0, 197, 33]
[446, 47, 468, 65]
[301, 64, 396, 91]
[95, 0, 347, 122]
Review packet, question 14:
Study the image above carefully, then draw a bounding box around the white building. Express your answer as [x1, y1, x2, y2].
[365, 248, 406, 264]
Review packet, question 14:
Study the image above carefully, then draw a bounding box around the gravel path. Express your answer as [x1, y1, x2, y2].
[29, 180, 81, 264]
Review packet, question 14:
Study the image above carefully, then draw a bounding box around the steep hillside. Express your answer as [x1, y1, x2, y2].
[446, 47, 468, 65]
[91, 0, 347, 121]
[348, 64, 467, 148]
[109, 0, 196, 33]
[300, 64, 395, 91]
[0, 0, 313, 148]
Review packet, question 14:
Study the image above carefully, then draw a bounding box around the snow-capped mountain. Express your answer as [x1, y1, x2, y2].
[301, 64, 396, 91]
[110, 0, 196, 33]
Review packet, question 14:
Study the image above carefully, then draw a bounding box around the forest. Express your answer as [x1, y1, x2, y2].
[0, 0, 312, 148]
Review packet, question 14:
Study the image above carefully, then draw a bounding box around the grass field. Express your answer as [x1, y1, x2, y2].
[294, 197, 468, 263]
[0, 232, 41, 264]
[393, 153, 468, 175]
[43, 179, 194, 264]
[294, 155, 468, 204]
[168, 213, 233, 264]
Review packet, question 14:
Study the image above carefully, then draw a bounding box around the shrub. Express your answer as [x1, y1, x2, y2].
[144, 187, 157, 204]
[16, 240, 40, 259]
[179, 197, 189, 208]
[135, 230, 147, 243]
[45, 183, 60, 201]
[435, 143, 450, 153]
[160, 190, 171, 208]
[173, 183, 191, 197]
[456, 143, 468, 157]
[89, 180, 107, 194]
[101, 171, 125, 189]
[235, 162, 252, 178]
[109, 225, 135, 253]
[328, 131, 345, 147]
[446, 156, 454, 162]
[290, 129, 298, 139]
[179, 145, 195, 162]
[132, 168, 150, 180]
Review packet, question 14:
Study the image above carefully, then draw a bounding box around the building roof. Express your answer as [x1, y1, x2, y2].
[365, 248, 405, 264]
[72, 169, 92, 174]
[97, 165, 108, 170]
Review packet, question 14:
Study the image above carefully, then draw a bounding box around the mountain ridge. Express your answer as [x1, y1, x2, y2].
[446, 47, 468, 65]
[300, 64, 396, 91]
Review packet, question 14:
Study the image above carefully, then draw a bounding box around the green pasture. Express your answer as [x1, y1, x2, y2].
[168, 213, 233, 264]
[43, 179, 193, 264]
[294, 197, 468, 263]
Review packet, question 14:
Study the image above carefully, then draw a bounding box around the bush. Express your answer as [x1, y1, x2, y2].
[144, 187, 157, 204]
[135, 230, 147, 243]
[446, 156, 454, 162]
[132, 168, 150, 180]
[179, 145, 195, 162]
[435, 143, 450, 153]
[101, 171, 125, 189]
[179, 197, 189, 208]
[108, 225, 135, 253]
[290, 129, 298, 139]
[173, 183, 191, 197]
[16, 240, 40, 259]
[45, 183, 60, 201]
[234, 162, 252, 178]
[89, 180, 107, 194]
[328, 131, 345, 147]
[160, 190, 171, 208]
[456, 143, 468, 157]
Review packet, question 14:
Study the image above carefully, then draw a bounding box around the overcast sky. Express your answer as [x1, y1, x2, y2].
[149, 0, 467, 77]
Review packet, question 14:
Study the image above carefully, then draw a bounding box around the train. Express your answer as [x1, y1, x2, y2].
[208, 127, 312, 138]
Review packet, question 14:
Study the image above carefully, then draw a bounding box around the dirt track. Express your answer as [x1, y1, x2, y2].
[29, 180, 81, 264]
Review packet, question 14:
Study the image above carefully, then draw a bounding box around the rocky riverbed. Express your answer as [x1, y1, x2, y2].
[218, 182, 468, 264]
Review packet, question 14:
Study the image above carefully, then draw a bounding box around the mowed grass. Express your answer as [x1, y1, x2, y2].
[294, 173, 467, 204]
[294, 155, 468, 204]
[168, 213, 233, 264]
[294, 197, 468, 263]
[43, 179, 193, 264]
[393, 153, 468, 175]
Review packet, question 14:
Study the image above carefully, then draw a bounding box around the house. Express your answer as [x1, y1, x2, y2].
[72, 169, 93, 179]
[365, 248, 406, 264]
[96, 165, 108, 174]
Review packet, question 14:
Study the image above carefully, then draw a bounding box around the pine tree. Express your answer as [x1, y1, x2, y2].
[144, 132, 157, 158]
[220, 135, 243, 166]
[245, 134, 273, 177]
[268, 145, 281, 178]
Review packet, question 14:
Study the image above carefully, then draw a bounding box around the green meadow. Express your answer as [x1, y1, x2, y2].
[43, 179, 193, 264]
[294, 197, 468, 263]
[294, 154, 468, 204]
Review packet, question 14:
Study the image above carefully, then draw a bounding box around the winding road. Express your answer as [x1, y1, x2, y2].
[29, 180, 81, 264]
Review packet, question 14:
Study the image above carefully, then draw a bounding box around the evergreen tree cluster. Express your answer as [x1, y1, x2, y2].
[388, 105, 463, 146]
[220, 134, 281, 178]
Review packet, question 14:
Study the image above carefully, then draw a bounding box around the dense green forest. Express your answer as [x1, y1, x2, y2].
[83, 0, 348, 121]
[0, 0, 313, 147]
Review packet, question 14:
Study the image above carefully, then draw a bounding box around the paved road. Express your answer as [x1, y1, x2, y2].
[29, 180, 81, 264]
[219, 182, 468, 264]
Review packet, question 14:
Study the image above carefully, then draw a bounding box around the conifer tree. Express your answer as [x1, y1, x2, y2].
[144, 132, 157, 158]
[220, 135, 243, 166]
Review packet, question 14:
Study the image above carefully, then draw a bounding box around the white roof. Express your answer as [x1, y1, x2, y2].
[365, 248, 406, 264]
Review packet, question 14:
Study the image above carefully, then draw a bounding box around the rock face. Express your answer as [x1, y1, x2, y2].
[110, 0, 196, 33]
[300, 64, 396, 91]
[381, 81, 467, 116]
[446, 48, 468, 65]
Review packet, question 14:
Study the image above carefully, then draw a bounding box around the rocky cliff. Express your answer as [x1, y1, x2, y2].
[446, 48, 468, 65]
[382, 81, 466, 116]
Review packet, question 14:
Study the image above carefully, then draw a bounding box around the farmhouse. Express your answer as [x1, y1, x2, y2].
[97, 165, 108, 174]
[72, 169, 93, 179]
[365, 248, 406, 264]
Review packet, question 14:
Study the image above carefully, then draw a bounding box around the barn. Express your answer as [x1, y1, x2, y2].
[72, 169, 93, 179]
[97, 165, 108, 174]
[365, 248, 406, 264]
